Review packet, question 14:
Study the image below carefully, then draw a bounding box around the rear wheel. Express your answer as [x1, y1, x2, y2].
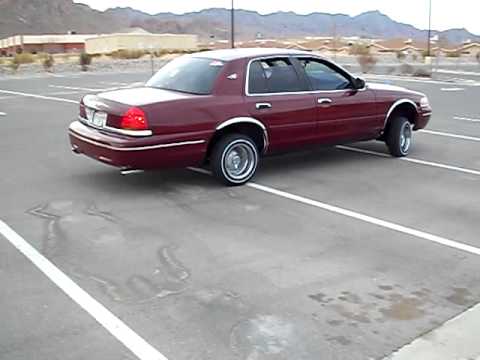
[211, 134, 259, 186]
[385, 116, 413, 157]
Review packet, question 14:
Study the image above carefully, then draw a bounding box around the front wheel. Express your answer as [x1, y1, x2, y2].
[211, 134, 259, 186]
[385, 116, 413, 157]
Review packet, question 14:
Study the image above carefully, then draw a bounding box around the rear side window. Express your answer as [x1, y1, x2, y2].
[146, 56, 224, 95]
[248, 58, 307, 94]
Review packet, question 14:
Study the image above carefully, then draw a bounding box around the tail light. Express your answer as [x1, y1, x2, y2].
[121, 107, 149, 131]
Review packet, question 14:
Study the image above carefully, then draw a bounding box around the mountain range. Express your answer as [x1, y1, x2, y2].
[0, 0, 478, 44]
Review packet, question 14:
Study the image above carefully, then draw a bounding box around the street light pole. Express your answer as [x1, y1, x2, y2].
[427, 0, 432, 56]
[231, 0, 235, 49]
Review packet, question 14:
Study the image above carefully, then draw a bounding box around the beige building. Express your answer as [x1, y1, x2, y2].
[85, 32, 198, 55]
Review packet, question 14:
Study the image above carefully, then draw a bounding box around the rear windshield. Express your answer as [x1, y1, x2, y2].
[146, 56, 224, 95]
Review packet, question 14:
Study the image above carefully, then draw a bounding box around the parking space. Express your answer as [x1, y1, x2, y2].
[0, 72, 479, 360]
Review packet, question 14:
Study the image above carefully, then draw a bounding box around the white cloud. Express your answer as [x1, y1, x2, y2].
[74, 0, 480, 35]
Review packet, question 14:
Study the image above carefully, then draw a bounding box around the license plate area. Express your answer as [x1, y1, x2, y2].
[85, 108, 107, 128]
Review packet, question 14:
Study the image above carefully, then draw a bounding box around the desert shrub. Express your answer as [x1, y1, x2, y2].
[386, 66, 396, 75]
[446, 51, 461, 58]
[110, 49, 146, 59]
[79, 52, 92, 71]
[40, 53, 54, 72]
[13, 52, 35, 65]
[153, 49, 171, 57]
[413, 67, 432, 78]
[421, 50, 437, 58]
[349, 44, 370, 56]
[396, 51, 406, 61]
[8, 59, 20, 71]
[7, 53, 34, 71]
[399, 63, 414, 74]
[357, 54, 377, 73]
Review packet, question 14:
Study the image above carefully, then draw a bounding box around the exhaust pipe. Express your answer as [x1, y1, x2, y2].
[120, 169, 144, 175]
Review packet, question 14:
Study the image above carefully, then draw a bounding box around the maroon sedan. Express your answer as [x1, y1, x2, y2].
[69, 48, 432, 186]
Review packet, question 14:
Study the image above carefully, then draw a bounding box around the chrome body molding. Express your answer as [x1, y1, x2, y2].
[104, 127, 153, 137]
[78, 116, 153, 137]
[216, 117, 269, 152]
[384, 99, 419, 127]
[82, 95, 111, 110]
[70, 130, 205, 152]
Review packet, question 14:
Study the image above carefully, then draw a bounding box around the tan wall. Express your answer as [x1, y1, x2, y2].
[85, 34, 198, 54]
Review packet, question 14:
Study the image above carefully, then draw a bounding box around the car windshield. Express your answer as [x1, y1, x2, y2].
[146, 56, 224, 95]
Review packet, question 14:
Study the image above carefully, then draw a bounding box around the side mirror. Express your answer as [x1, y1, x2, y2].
[353, 77, 366, 90]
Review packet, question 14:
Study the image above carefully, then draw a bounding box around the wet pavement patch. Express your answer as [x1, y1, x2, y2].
[446, 287, 474, 306]
[309, 285, 433, 326]
[29, 200, 190, 303]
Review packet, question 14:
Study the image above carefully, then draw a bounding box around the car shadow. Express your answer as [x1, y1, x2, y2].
[71, 142, 389, 192]
[258, 143, 385, 176]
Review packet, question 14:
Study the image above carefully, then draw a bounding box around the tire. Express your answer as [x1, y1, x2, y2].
[211, 134, 259, 186]
[385, 116, 413, 157]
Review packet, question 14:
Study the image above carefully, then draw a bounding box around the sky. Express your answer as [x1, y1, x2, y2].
[73, 1, 479, 35]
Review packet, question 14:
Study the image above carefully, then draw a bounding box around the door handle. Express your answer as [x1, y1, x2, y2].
[256, 102, 272, 110]
[317, 98, 333, 106]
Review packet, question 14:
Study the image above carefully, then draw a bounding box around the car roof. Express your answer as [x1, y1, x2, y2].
[192, 47, 317, 61]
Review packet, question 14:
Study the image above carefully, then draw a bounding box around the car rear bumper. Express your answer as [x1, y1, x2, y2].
[69, 121, 207, 170]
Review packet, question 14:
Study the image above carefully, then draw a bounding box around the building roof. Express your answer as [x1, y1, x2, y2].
[462, 42, 480, 50]
[193, 47, 313, 61]
[117, 27, 151, 34]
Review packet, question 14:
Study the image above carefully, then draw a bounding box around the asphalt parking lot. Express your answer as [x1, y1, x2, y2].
[0, 70, 479, 360]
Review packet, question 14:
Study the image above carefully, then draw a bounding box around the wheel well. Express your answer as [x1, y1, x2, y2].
[385, 102, 418, 133]
[206, 122, 266, 161]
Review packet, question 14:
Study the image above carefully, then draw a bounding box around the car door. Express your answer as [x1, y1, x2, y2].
[244, 57, 317, 151]
[294, 57, 381, 143]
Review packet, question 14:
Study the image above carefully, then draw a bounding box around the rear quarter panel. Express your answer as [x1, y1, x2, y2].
[141, 58, 250, 140]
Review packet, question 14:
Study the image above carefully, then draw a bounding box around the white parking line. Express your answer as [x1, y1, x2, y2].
[364, 75, 475, 86]
[0, 220, 169, 360]
[337, 145, 480, 176]
[419, 129, 480, 142]
[0, 90, 78, 104]
[440, 87, 465, 92]
[49, 84, 140, 93]
[47, 91, 83, 96]
[49, 85, 106, 92]
[454, 116, 480, 123]
[435, 69, 480, 77]
[188, 167, 480, 257]
[100, 81, 129, 86]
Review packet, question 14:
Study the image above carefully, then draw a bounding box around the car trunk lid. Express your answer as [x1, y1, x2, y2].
[97, 86, 193, 107]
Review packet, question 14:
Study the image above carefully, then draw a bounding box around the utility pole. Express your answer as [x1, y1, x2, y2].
[427, 0, 432, 56]
[231, 0, 235, 48]
[332, 16, 337, 62]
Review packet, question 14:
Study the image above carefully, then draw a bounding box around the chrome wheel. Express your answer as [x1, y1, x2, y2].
[222, 140, 257, 182]
[400, 122, 412, 154]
